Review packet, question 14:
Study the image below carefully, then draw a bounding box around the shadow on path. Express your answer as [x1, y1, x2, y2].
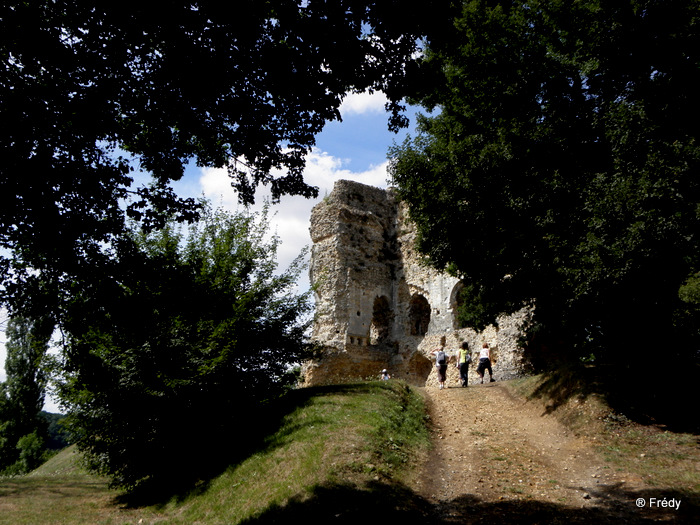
[236, 479, 694, 524]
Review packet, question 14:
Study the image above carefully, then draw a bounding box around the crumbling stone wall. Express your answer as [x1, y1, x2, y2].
[304, 180, 532, 387]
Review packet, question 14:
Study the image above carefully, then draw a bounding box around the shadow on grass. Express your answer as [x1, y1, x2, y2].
[117, 382, 397, 508]
[0, 477, 109, 497]
[237, 478, 696, 525]
[526, 362, 700, 434]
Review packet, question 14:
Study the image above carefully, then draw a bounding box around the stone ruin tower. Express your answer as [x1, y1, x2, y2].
[304, 179, 532, 387]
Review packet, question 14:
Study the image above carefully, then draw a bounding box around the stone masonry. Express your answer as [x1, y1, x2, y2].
[303, 180, 532, 388]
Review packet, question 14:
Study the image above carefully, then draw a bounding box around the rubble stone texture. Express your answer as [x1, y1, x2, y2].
[304, 180, 533, 387]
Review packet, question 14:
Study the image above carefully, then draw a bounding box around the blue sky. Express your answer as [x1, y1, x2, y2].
[1, 91, 421, 412]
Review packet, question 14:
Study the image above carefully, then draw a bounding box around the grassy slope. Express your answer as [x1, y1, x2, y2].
[0, 381, 431, 525]
[161, 381, 431, 524]
[1, 372, 697, 524]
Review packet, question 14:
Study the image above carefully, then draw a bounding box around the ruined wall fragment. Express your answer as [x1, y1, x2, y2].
[304, 180, 531, 387]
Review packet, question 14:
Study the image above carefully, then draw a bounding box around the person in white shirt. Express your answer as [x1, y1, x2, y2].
[477, 342, 495, 384]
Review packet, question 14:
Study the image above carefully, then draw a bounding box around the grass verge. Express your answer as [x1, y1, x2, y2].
[0, 381, 431, 524]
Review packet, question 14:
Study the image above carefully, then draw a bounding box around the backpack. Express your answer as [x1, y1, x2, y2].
[436, 351, 446, 366]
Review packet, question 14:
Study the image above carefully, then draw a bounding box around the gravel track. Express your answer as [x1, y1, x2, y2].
[415, 381, 675, 524]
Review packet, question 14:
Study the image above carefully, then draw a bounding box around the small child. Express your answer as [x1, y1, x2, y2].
[381, 369, 391, 381]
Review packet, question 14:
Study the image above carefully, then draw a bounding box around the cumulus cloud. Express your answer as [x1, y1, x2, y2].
[339, 90, 389, 117]
[198, 150, 389, 293]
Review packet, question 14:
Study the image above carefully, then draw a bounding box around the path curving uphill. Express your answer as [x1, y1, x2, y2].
[416, 381, 674, 524]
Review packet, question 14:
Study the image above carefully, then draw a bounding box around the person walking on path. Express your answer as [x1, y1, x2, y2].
[456, 341, 472, 387]
[477, 342, 495, 384]
[431, 347, 449, 389]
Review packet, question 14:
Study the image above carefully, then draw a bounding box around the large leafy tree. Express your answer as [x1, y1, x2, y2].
[1, 0, 449, 319]
[390, 0, 700, 363]
[55, 202, 312, 490]
[0, 316, 53, 474]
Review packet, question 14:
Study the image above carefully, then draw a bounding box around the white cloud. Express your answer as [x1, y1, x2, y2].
[339, 90, 388, 117]
[198, 149, 389, 293]
[303, 149, 389, 189]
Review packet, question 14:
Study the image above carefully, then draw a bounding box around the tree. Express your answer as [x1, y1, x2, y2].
[40, 411, 73, 450]
[389, 0, 700, 363]
[54, 201, 312, 491]
[1, 0, 450, 322]
[0, 316, 53, 474]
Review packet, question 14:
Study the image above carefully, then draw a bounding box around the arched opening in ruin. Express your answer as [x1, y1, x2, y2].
[369, 295, 392, 345]
[408, 294, 431, 336]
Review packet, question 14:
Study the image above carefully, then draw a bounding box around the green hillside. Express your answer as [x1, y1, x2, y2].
[0, 381, 431, 524]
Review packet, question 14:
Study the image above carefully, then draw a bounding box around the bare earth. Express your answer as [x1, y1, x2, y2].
[415, 380, 679, 524]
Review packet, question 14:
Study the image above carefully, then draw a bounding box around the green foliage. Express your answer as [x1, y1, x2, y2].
[679, 273, 700, 305]
[390, 0, 700, 362]
[0, 317, 52, 474]
[454, 283, 492, 332]
[55, 201, 312, 491]
[15, 431, 47, 474]
[40, 412, 73, 450]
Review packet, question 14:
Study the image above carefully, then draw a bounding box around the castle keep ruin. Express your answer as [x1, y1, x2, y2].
[304, 180, 532, 387]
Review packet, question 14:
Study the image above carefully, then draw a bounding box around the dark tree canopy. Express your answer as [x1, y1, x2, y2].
[390, 0, 700, 362]
[1, 0, 450, 317]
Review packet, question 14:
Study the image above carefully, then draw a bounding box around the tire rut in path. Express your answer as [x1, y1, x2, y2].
[416, 381, 654, 523]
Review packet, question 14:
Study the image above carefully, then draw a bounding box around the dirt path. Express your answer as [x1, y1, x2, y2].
[416, 381, 671, 524]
